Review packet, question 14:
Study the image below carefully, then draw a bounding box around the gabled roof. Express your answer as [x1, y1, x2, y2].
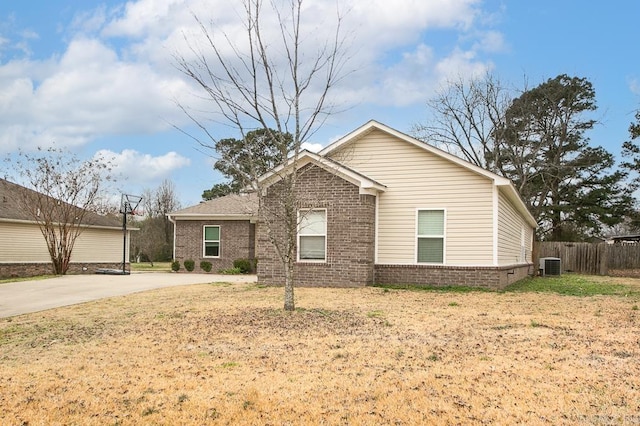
[321, 120, 513, 183]
[0, 178, 122, 229]
[258, 149, 387, 196]
[319, 120, 537, 228]
[168, 192, 258, 220]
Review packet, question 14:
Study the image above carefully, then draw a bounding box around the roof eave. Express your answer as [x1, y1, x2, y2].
[0, 217, 124, 230]
[167, 213, 257, 222]
[258, 150, 386, 195]
[496, 183, 537, 228]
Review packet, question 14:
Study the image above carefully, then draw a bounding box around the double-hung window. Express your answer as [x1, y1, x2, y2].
[298, 209, 326, 261]
[203, 225, 220, 257]
[417, 209, 445, 264]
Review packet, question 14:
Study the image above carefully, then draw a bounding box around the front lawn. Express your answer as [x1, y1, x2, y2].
[1, 276, 639, 424]
[504, 273, 639, 296]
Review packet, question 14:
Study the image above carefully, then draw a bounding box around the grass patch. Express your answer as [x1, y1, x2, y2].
[372, 283, 492, 293]
[504, 274, 638, 297]
[130, 262, 172, 272]
[0, 275, 57, 285]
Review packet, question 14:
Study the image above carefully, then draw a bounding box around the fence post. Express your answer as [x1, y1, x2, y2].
[598, 243, 608, 276]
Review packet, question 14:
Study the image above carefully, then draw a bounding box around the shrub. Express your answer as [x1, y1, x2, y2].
[184, 259, 195, 272]
[233, 258, 254, 274]
[219, 267, 242, 275]
[200, 261, 212, 273]
[171, 260, 180, 272]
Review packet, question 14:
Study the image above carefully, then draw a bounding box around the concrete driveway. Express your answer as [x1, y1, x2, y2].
[0, 272, 256, 318]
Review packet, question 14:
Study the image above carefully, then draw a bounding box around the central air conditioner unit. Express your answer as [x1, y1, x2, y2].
[539, 257, 561, 276]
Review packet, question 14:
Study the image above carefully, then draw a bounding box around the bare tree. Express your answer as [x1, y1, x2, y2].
[413, 73, 512, 173]
[175, 0, 349, 310]
[4, 147, 112, 274]
[132, 179, 181, 264]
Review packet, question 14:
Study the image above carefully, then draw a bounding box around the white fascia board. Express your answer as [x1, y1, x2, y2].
[259, 150, 386, 194]
[0, 217, 124, 231]
[321, 120, 513, 184]
[168, 214, 256, 222]
[495, 183, 537, 228]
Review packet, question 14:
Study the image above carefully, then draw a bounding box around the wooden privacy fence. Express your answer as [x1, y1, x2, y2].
[537, 242, 640, 276]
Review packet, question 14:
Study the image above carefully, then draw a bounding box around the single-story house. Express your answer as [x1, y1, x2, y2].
[169, 120, 537, 289]
[0, 178, 132, 278]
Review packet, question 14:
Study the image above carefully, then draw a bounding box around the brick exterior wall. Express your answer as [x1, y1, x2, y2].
[174, 219, 255, 272]
[374, 263, 534, 290]
[257, 164, 376, 287]
[0, 262, 125, 279]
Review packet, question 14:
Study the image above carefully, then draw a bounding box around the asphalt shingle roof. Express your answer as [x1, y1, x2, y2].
[0, 178, 122, 228]
[169, 193, 258, 217]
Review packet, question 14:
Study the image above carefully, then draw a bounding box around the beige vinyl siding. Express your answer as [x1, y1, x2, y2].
[0, 221, 125, 263]
[497, 190, 532, 264]
[331, 129, 495, 265]
[71, 227, 127, 262]
[0, 222, 51, 262]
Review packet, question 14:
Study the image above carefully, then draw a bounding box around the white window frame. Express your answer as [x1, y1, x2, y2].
[203, 225, 221, 258]
[415, 208, 446, 264]
[297, 209, 327, 262]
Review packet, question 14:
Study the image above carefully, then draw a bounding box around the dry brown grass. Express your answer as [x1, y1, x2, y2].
[2, 278, 640, 425]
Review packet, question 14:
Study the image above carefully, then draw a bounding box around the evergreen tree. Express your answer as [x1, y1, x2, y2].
[202, 128, 293, 200]
[495, 74, 632, 240]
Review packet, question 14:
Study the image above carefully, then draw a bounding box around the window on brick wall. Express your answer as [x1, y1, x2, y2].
[203, 225, 220, 257]
[298, 209, 326, 261]
[416, 209, 445, 264]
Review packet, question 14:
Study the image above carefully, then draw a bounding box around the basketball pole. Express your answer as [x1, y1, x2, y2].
[122, 202, 129, 275]
[120, 194, 142, 275]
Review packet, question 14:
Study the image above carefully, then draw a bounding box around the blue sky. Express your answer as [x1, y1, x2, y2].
[0, 0, 638, 207]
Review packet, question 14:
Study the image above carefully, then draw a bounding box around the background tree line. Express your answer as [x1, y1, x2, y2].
[204, 72, 639, 242]
[413, 73, 638, 241]
[130, 179, 181, 264]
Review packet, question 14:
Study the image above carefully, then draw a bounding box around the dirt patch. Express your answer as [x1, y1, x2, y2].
[1, 282, 640, 424]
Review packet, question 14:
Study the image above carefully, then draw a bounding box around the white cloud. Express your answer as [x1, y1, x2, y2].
[473, 30, 507, 54]
[434, 48, 493, 84]
[300, 142, 323, 153]
[629, 77, 640, 96]
[0, 0, 502, 155]
[99, 0, 494, 111]
[0, 37, 191, 152]
[97, 148, 191, 183]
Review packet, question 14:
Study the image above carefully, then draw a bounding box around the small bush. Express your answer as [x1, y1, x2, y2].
[184, 259, 195, 272]
[233, 258, 253, 274]
[200, 261, 212, 273]
[219, 267, 242, 275]
[171, 261, 180, 272]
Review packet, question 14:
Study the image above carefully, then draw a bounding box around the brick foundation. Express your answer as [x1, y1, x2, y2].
[374, 263, 534, 290]
[0, 262, 126, 279]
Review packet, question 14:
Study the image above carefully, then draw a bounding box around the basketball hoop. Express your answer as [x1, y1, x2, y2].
[120, 194, 143, 215]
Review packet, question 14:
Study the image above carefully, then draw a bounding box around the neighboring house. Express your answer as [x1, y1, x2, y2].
[0, 179, 132, 278]
[170, 120, 537, 289]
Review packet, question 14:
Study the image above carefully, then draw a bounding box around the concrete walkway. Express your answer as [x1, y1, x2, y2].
[0, 272, 256, 318]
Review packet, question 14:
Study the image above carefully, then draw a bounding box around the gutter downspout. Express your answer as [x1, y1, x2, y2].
[167, 214, 177, 261]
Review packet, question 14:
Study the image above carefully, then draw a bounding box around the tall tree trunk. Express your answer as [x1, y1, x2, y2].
[284, 263, 295, 311]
